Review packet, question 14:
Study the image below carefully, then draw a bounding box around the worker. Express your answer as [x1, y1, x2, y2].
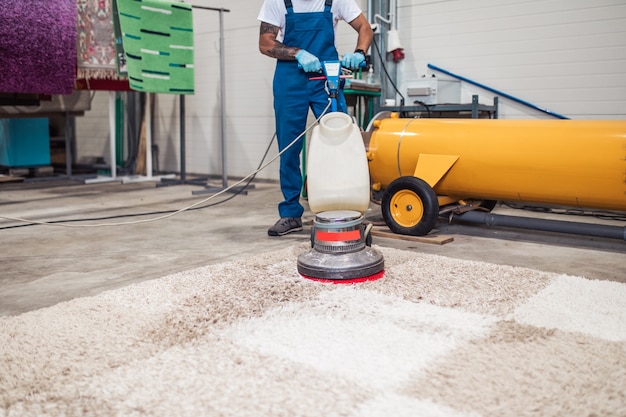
[258, 0, 373, 236]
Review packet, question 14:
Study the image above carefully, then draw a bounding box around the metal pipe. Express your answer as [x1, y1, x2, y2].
[389, 0, 397, 30]
[190, 5, 230, 13]
[451, 210, 626, 241]
[179, 95, 186, 181]
[427, 63, 570, 120]
[219, 8, 227, 189]
[373, 14, 391, 25]
[146, 93, 153, 178]
[64, 112, 72, 177]
[108, 91, 117, 178]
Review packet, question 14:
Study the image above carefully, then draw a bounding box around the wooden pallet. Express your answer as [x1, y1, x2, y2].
[0, 166, 54, 178]
[371, 228, 454, 245]
[0, 174, 24, 183]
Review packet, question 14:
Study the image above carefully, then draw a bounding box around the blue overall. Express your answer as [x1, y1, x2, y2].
[273, 0, 348, 219]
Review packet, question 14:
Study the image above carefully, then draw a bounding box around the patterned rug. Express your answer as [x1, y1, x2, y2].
[0, 0, 76, 95]
[116, 0, 195, 94]
[1, 244, 625, 416]
[77, 0, 119, 80]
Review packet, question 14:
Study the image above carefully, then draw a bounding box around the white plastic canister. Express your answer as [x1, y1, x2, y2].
[306, 112, 371, 213]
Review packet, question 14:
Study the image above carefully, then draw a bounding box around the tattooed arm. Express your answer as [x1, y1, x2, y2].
[259, 22, 299, 60]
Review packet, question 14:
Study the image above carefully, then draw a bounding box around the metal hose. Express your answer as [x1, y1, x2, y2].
[450, 211, 626, 241]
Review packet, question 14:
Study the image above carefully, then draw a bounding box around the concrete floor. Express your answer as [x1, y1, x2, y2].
[1, 176, 624, 316]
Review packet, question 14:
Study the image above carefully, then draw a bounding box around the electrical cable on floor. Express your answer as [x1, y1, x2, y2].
[0, 133, 278, 231]
[0, 100, 332, 229]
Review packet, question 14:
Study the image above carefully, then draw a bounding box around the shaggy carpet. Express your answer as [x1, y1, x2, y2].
[1, 244, 625, 417]
[0, 0, 76, 94]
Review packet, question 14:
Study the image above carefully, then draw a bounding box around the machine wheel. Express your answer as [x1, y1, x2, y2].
[382, 176, 439, 236]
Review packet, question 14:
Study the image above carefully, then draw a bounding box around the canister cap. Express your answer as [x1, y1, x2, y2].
[315, 210, 363, 224]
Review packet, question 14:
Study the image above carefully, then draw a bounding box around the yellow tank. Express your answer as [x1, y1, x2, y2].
[367, 114, 626, 235]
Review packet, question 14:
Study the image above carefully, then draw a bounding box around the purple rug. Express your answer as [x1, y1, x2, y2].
[0, 0, 77, 95]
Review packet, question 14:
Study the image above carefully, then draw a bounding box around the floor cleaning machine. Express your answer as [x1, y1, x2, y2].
[296, 61, 385, 283]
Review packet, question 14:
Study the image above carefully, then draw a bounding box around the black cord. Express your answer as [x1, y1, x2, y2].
[0, 133, 278, 230]
[413, 100, 432, 118]
[372, 36, 406, 113]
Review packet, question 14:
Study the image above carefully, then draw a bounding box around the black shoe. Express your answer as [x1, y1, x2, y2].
[268, 217, 303, 236]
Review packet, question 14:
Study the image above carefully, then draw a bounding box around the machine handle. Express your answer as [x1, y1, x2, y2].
[308, 75, 352, 81]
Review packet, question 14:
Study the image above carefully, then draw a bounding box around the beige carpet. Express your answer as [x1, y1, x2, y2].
[1, 244, 625, 417]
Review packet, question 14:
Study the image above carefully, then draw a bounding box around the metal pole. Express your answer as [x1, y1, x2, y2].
[64, 112, 72, 177]
[146, 93, 153, 177]
[188, 6, 246, 195]
[219, 8, 227, 189]
[180, 94, 186, 182]
[190, 5, 230, 13]
[109, 91, 117, 178]
[189, 4, 230, 188]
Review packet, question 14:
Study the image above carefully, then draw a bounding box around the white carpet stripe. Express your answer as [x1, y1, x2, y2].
[224, 287, 497, 390]
[514, 274, 626, 342]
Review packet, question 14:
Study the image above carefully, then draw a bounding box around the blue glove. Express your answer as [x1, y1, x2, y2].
[341, 52, 365, 70]
[295, 49, 322, 73]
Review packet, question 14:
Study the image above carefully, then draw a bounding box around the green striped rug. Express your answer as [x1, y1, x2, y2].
[116, 0, 194, 94]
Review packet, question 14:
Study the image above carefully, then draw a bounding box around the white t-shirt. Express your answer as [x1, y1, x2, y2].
[258, 0, 363, 39]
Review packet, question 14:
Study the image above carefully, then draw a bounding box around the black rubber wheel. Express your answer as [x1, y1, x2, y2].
[381, 176, 439, 236]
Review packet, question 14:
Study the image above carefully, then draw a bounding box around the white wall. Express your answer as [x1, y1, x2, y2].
[396, 0, 626, 120]
[167, 0, 368, 180]
[76, 0, 626, 180]
[75, 92, 110, 163]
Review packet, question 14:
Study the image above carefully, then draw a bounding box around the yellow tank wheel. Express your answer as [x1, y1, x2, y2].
[381, 176, 439, 236]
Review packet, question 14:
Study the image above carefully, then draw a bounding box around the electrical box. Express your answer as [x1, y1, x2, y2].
[0, 118, 50, 167]
[406, 78, 461, 105]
